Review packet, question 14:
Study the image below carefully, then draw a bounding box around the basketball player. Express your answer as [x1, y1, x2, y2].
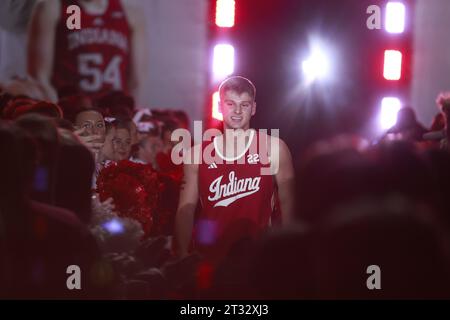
[27, 0, 147, 104]
[174, 76, 295, 262]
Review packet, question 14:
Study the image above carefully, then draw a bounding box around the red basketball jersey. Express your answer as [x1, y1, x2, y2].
[197, 130, 275, 261]
[53, 0, 131, 97]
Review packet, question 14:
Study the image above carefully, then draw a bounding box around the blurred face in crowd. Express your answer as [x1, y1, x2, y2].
[75, 110, 106, 142]
[137, 131, 148, 142]
[129, 121, 138, 145]
[219, 90, 256, 130]
[113, 128, 132, 161]
[99, 126, 116, 161]
[162, 129, 173, 146]
[138, 135, 164, 166]
[162, 128, 179, 153]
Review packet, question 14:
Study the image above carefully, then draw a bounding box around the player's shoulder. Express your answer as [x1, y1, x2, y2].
[272, 135, 289, 149]
[34, 0, 61, 22]
[120, 0, 145, 24]
[119, 0, 136, 12]
[120, 0, 142, 8]
[259, 131, 289, 153]
[255, 129, 281, 141]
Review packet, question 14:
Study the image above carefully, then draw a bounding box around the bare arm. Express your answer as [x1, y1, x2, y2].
[122, 0, 148, 107]
[174, 146, 201, 258]
[272, 137, 296, 225]
[27, 0, 59, 102]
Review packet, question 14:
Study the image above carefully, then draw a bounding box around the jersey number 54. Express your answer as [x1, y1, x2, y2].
[78, 53, 122, 92]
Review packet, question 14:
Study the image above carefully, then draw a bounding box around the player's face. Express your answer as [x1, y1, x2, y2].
[220, 90, 256, 130]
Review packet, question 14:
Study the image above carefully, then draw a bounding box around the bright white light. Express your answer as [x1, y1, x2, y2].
[212, 91, 223, 121]
[216, 0, 235, 28]
[385, 2, 405, 34]
[302, 46, 330, 84]
[213, 44, 235, 82]
[103, 218, 124, 234]
[383, 50, 402, 80]
[380, 97, 401, 130]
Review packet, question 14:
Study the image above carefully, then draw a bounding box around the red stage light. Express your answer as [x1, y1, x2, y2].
[383, 50, 402, 80]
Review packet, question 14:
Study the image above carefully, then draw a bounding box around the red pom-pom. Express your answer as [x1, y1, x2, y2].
[96, 160, 161, 237]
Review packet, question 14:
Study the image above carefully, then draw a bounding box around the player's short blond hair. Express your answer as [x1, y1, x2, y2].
[219, 76, 256, 101]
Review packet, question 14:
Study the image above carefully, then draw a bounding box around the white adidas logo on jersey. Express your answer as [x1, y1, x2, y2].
[208, 163, 218, 169]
